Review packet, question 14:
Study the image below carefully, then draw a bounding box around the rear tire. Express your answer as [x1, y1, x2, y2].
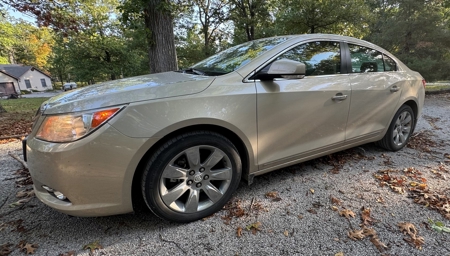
[141, 131, 241, 222]
[376, 105, 415, 151]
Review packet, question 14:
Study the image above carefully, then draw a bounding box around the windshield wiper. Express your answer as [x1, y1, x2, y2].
[177, 68, 207, 76]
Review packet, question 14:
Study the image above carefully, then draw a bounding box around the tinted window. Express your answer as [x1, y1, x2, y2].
[41, 79, 47, 87]
[383, 55, 397, 71]
[277, 41, 341, 76]
[349, 44, 384, 73]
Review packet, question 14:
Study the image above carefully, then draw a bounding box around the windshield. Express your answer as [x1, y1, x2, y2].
[191, 37, 291, 76]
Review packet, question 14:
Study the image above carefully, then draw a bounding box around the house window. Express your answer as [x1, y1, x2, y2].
[25, 79, 32, 89]
[41, 79, 47, 87]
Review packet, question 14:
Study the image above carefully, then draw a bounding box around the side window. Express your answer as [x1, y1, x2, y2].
[41, 79, 47, 87]
[277, 41, 341, 76]
[383, 55, 397, 71]
[349, 44, 384, 73]
[25, 79, 32, 88]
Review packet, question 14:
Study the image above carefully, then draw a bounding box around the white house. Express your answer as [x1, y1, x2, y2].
[0, 64, 53, 95]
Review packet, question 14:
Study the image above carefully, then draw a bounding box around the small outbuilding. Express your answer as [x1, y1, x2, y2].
[0, 64, 53, 96]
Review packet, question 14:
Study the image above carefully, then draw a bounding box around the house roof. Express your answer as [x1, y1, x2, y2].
[0, 69, 18, 80]
[0, 64, 51, 79]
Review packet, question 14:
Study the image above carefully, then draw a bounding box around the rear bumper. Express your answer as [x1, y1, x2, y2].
[26, 124, 152, 217]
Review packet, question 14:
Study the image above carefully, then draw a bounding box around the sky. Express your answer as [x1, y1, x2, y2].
[7, 7, 37, 24]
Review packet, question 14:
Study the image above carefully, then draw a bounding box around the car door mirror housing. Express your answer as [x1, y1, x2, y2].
[252, 59, 306, 80]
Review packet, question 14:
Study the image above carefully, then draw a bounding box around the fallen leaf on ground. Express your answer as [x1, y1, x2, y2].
[16, 190, 34, 198]
[265, 191, 278, 199]
[348, 229, 365, 240]
[404, 236, 425, 250]
[361, 207, 374, 226]
[307, 208, 317, 214]
[18, 241, 38, 255]
[362, 227, 377, 237]
[58, 251, 76, 256]
[9, 198, 31, 208]
[246, 222, 261, 235]
[330, 196, 342, 205]
[310, 189, 315, 194]
[236, 227, 242, 238]
[335, 252, 344, 256]
[398, 222, 417, 237]
[370, 237, 388, 252]
[222, 199, 246, 224]
[339, 209, 355, 219]
[83, 241, 103, 252]
[331, 206, 338, 211]
[1, 243, 13, 256]
[283, 230, 289, 237]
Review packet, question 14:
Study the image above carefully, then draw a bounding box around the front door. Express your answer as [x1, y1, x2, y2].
[256, 41, 351, 168]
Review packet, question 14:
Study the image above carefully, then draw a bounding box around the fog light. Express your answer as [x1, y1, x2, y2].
[42, 185, 54, 192]
[53, 191, 67, 200]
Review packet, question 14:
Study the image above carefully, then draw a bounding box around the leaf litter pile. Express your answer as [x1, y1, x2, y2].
[310, 148, 375, 174]
[374, 167, 450, 220]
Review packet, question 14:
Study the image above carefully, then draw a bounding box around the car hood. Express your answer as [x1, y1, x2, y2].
[43, 72, 215, 114]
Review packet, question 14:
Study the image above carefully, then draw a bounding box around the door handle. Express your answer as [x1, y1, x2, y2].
[390, 85, 400, 92]
[332, 94, 348, 101]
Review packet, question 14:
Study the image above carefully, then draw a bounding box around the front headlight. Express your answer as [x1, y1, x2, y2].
[36, 106, 124, 142]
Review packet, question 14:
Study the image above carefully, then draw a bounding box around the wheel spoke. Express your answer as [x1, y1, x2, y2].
[393, 133, 400, 145]
[203, 184, 223, 203]
[162, 165, 188, 179]
[399, 133, 406, 144]
[161, 183, 189, 206]
[402, 114, 411, 125]
[185, 146, 200, 168]
[402, 126, 411, 133]
[185, 189, 200, 213]
[204, 149, 225, 169]
[209, 167, 232, 181]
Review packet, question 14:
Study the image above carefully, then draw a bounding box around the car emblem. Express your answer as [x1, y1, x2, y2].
[194, 174, 203, 183]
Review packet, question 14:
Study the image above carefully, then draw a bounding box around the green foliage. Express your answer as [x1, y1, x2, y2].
[5, 0, 450, 81]
[365, 0, 450, 81]
[275, 0, 370, 36]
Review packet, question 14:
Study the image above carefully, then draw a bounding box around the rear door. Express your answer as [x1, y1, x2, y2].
[256, 41, 351, 167]
[345, 44, 403, 141]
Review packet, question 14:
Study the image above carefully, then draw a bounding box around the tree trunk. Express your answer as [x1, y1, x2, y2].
[144, 0, 178, 74]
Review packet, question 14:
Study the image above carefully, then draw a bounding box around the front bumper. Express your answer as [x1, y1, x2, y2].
[26, 123, 152, 217]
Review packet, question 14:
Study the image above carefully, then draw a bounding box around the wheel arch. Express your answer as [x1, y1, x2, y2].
[131, 123, 254, 210]
[402, 99, 418, 121]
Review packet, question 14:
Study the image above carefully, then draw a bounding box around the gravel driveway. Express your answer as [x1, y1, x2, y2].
[1, 94, 449, 256]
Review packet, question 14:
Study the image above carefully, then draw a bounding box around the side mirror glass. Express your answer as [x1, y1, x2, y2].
[252, 59, 306, 80]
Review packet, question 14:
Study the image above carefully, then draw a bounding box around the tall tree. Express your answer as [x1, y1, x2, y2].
[191, 0, 229, 56]
[120, 0, 178, 73]
[276, 0, 369, 35]
[230, 0, 272, 42]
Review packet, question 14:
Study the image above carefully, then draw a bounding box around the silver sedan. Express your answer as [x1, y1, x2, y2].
[25, 34, 425, 222]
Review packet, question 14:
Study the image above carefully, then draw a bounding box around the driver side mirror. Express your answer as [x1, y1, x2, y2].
[252, 59, 306, 81]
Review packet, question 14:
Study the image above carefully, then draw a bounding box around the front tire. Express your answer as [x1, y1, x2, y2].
[141, 131, 242, 222]
[377, 105, 415, 151]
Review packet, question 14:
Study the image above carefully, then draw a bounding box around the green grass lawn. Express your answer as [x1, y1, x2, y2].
[425, 83, 450, 92]
[0, 98, 48, 115]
